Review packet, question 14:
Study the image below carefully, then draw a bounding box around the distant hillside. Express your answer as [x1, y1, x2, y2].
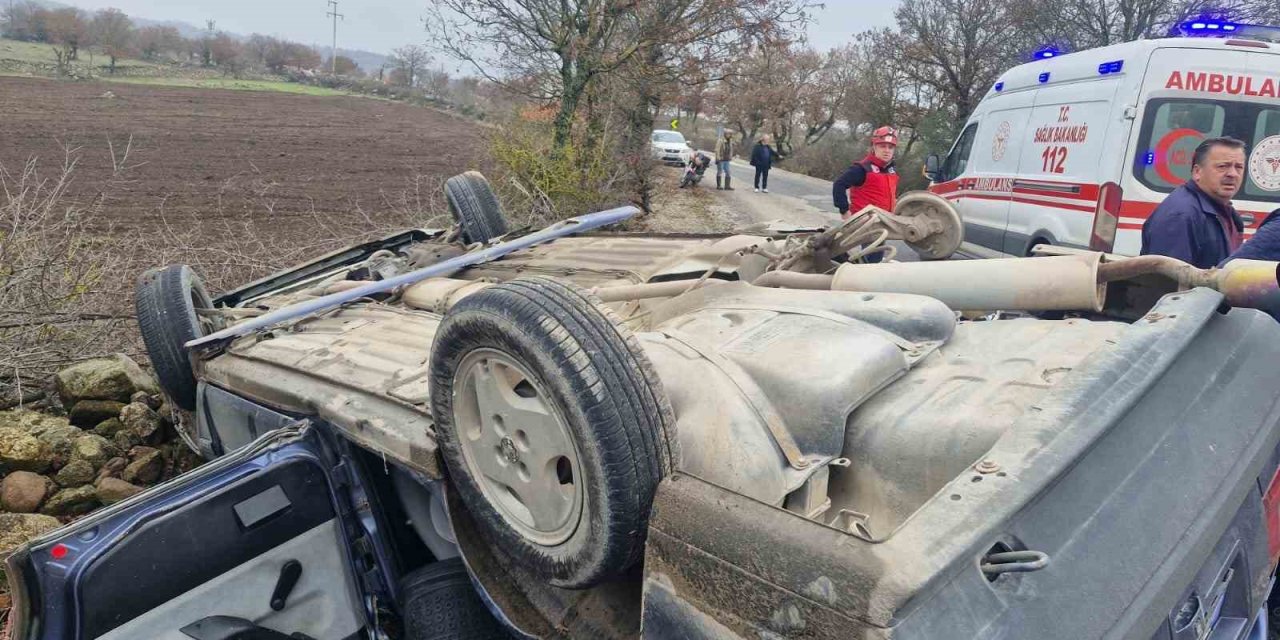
[19, 0, 391, 73]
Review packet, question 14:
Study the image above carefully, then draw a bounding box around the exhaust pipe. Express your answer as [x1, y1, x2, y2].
[830, 253, 1107, 312]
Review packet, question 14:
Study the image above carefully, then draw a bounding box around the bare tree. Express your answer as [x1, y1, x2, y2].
[390, 44, 430, 88]
[209, 32, 244, 75]
[880, 0, 1032, 123]
[92, 8, 133, 74]
[1015, 0, 1279, 50]
[45, 7, 89, 66]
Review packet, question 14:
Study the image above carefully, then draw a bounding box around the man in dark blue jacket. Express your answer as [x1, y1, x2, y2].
[1141, 137, 1246, 269]
[1224, 210, 1280, 262]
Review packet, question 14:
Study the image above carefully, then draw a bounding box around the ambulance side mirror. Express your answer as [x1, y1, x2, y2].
[924, 154, 942, 182]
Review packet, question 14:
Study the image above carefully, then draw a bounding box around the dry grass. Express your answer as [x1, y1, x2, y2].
[0, 145, 453, 406]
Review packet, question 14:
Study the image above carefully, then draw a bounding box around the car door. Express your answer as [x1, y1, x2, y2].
[4, 421, 373, 640]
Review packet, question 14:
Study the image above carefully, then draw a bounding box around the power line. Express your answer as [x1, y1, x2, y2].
[326, 0, 344, 74]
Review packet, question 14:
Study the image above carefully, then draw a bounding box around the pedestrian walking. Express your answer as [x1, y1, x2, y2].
[833, 125, 899, 218]
[715, 130, 735, 191]
[1140, 137, 1246, 269]
[750, 135, 780, 193]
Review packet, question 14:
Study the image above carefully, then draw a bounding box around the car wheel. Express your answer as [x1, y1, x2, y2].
[401, 559, 510, 640]
[134, 264, 219, 411]
[429, 276, 678, 589]
[894, 191, 964, 260]
[445, 172, 509, 245]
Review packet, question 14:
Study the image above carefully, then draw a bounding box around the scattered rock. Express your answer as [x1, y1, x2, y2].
[69, 434, 117, 468]
[69, 400, 127, 428]
[55, 354, 161, 405]
[162, 442, 203, 478]
[96, 456, 128, 482]
[55, 459, 97, 487]
[113, 429, 142, 451]
[0, 427, 55, 473]
[0, 513, 62, 554]
[157, 398, 175, 426]
[96, 477, 142, 505]
[131, 391, 161, 410]
[99, 90, 116, 99]
[0, 409, 69, 435]
[1, 471, 52, 513]
[40, 485, 99, 516]
[93, 417, 126, 437]
[123, 447, 163, 485]
[36, 423, 87, 469]
[120, 402, 163, 441]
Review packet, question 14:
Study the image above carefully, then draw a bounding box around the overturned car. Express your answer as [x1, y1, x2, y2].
[7, 172, 1280, 640]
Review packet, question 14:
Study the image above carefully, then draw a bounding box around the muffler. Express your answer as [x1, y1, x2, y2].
[831, 253, 1107, 312]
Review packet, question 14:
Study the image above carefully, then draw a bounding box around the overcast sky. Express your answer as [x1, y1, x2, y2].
[58, 0, 898, 60]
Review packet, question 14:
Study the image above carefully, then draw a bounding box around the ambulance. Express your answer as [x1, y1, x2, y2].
[925, 22, 1280, 258]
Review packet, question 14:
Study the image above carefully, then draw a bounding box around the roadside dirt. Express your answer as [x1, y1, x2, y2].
[622, 168, 749, 233]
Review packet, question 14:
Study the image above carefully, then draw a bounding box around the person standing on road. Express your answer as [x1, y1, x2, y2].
[715, 130, 735, 191]
[1141, 137, 1246, 269]
[750, 135, 780, 193]
[833, 126, 899, 218]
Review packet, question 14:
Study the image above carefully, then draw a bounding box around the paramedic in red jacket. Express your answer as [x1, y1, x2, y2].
[833, 126, 900, 218]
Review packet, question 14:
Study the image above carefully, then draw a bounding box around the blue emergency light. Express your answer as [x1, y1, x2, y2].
[994, 81, 1004, 92]
[1038, 72, 1050, 83]
[1098, 60, 1124, 75]
[1144, 151, 1156, 165]
[1033, 46, 1061, 60]
[1182, 20, 1240, 35]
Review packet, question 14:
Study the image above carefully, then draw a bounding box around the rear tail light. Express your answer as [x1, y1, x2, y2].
[1090, 182, 1122, 252]
[1263, 465, 1280, 566]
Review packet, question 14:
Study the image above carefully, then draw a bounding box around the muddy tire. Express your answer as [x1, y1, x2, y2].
[445, 172, 509, 244]
[134, 265, 214, 411]
[401, 559, 510, 640]
[429, 276, 678, 589]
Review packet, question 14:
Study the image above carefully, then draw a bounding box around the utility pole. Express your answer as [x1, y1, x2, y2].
[326, 0, 343, 75]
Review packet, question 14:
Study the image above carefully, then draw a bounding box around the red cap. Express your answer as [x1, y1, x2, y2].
[871, 125, 899, 146]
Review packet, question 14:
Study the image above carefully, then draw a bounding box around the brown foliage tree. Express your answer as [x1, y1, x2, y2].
[45, 8, 90, 64]
[135, 25, 182, 60]
[91, 8, 134, 74]
[326, 55, 360, 76]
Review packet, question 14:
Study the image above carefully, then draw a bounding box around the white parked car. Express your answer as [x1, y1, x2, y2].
[651, 129, 693, 165]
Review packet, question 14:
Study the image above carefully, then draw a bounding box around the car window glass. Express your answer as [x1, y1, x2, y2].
[1134, 99, 1279, 203]
[1139, 101, 1225, 189]
[1245, 108, 1280, 200]
[941, 123, 978, 182]
[653, 132, 685, 144]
